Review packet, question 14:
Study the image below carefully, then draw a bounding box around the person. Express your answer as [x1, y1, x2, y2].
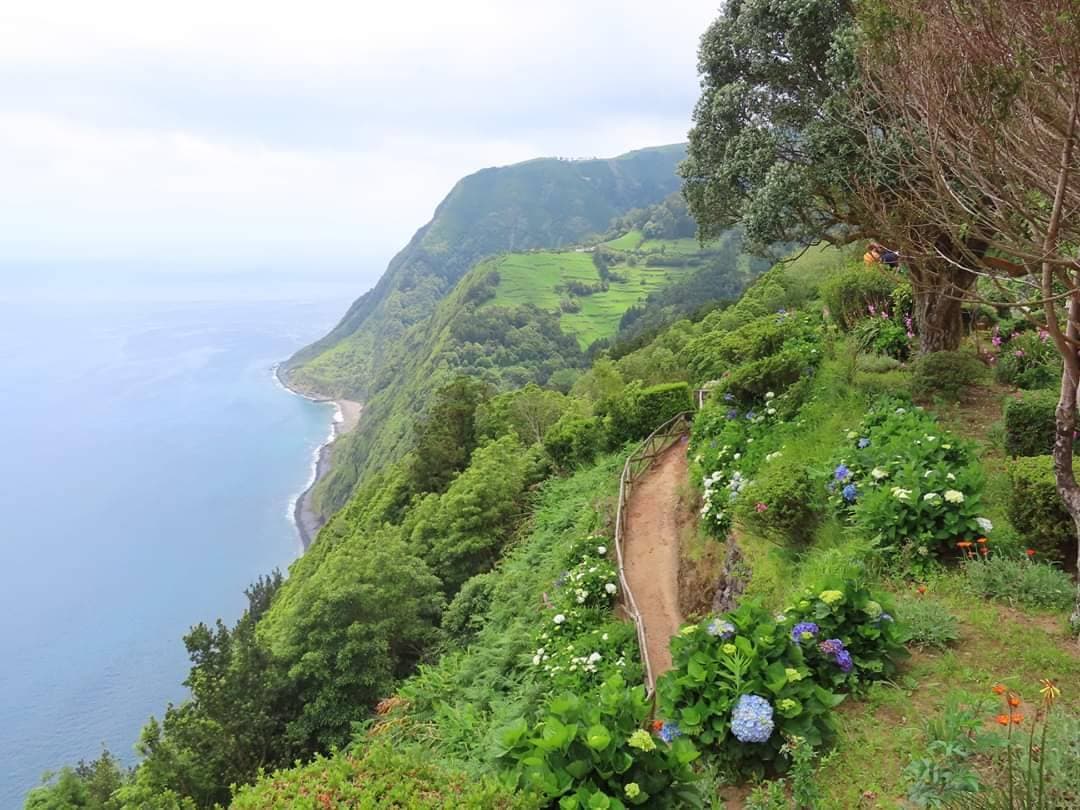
[863, 242, 883, 265]
[881, 247, 900, 269]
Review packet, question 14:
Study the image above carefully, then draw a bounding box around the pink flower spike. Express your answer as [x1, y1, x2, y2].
[755, 502, 768, 513]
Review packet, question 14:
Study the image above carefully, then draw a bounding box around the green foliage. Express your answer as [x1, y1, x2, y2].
[679, 0, 862, 252]
[993, 330, 1060, 390]
[852, 316, 911, 361]
[258, 532, 443, 755]
[717, 351, 811, 405]
[604, 381, 691, 444]
[962, 556, 1076, 611]
[1006, 456, 1073, 561]
[821, 268, 898, 331]
[737, 460, 823, 546]
[656, 602, 844, 777]
[496, 674, 702, 808]
[442, 572, 498, 647]
[745, 737, 824, 810]
[895, 596, 960, 650]
[903, 694, 998, 808]
[781, 584, 907, 693]
[25, 752, 127, 810]
[911, 351, 987, 402]
[231, 739, 534, 809]
[408, 435, 546, 596]
[543, 414, 606, 470]
[409, 376, 493, 495]
[1002, 390, 1058, 457]
[476, 384, 580, 446]
[827, 401, 989, 563]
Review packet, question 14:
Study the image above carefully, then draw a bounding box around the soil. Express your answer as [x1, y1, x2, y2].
[623, 441, 689, 681]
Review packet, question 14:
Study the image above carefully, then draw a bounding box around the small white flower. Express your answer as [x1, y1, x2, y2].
[765, 391, 775, 400]
[588, 652, 602, 664]
[601, 633, 609, 641]
[926, 435, 937, 442]
[871, 467, 889, 480]
[734, 453, 741, 460]
[604, 583, 617, 595]
[597, 545, 607, 555]
[553, 614, 566, 625]
[891, 487, 913, 501]
[766, 407, 776, 415]
[895, 407, 907, 414]
[976, 517, 993, 533]
[947, 473, 956, 481]
[924, 492, 942, 503]
[944, 489, 965, 503]
[532, 654, 542, 665]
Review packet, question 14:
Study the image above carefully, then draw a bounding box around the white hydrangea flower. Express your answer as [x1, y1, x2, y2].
[891, 487, 913, 501]
[924, 492, 942, 503]
[588, 651, 602, 664]
[871, 467, 889, 480]
[765, 391, 775, 400]
[976, 517, 993, 532]
[553, 614, 566, 625]
[944, 490, 965, 503]
[604, 583, 617, 595]
[597, 545, 607, 555]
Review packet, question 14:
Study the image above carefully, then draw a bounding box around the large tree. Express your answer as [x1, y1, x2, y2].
[858, 0, 1080, 621]
[681, 0, 982, 350]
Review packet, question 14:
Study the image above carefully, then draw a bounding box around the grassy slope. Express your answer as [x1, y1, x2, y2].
[482, 250, 689, 348]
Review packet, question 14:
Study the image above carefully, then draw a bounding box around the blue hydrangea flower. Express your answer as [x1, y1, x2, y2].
[819, 638, 845, 656]
[879, 612, 893, 623]
[777, 308, 787, 315]
[724, 393, 735, 402]
[791, 622, 819, 644]
[835, 649, 854, 673]
[842, 483, 858, 503]
[731, 694, 774, 743]
[834, 464, 850, 481]
[726, 408, 739, 420]
[858, 437, 871, 448]
[707, 619, 736, 639]
[658, 722, 681, 743]
[745, 410, 756, 420]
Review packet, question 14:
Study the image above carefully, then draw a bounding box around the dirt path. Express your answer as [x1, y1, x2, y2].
[623, 441, 688, 681]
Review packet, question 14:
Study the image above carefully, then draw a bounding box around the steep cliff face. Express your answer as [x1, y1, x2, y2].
[282, 144, 686, 401]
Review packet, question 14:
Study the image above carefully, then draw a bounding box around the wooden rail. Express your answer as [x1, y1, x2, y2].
[613, 411, 694, 697]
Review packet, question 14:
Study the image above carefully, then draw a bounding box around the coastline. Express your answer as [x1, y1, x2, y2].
[273, 364, 362, 550]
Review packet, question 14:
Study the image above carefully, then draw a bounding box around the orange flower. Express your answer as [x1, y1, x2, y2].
[917, 585, 927, 595]
[977, 537, 988, 544]
[996, 713, 1010, 725]
[651, 720, 664, 732]
[1026, 548, 1036, 557]
[1011, 713, 1024, 724]
[957, 541, 973, 549]
[992, 684, 1007, 695]
[1008, 695, 1021, 707]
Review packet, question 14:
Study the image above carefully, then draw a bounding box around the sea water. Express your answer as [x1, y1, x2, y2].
[0, 266, 365, 806]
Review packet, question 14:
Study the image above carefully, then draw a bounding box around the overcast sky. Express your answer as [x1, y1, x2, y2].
[0, 1, 717, 271]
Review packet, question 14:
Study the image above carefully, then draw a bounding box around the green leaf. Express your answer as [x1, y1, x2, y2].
[672, 737, 701, 765]
[585, 724, 612, 751]
[494, 717, 529, 755]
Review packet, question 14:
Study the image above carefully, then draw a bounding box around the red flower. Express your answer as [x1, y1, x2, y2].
[992, 684, 1006, 695]
[1026, 549, 1037, 557]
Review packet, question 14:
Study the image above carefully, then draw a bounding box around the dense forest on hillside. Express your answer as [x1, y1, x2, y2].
[28, 0, 1080, 807]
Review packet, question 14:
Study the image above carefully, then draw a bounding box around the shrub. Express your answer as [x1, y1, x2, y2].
[737, 460, 823, 545]
[717, 350, 810, 405]
[852, 316, 912, 360]
[895, 596, 960, 650]
[1006, 455, 1074, 560]
[657, 602, 844, 777]
[442, 572, 496, 645]
[911, 351, 986, 402]
[962, 555, 1076, 611]
[1003, 390, 1058, 457]
[821, 267, 898, 330]
[232, 740, 532, 809]
[781, 583, 908, 692]
[496, 674, 701, 808]
[891, 282, 914, 323]
[856, 353, 903, 374]
[605, 381, 691, 444]
[685, 312, 821, 385]
[543, 415, 605, 469]
[994, 330, 1060, 390]
[903, 694, 996, 808]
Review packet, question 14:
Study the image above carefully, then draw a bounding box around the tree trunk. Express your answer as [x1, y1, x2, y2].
[1052, 363, 1080, 631]
[910, 260, 977, 354]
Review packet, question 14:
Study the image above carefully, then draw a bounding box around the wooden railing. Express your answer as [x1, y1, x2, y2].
[613, 411, 694, 697]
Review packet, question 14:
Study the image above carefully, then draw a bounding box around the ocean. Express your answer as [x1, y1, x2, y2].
[0, 267, 364, 806]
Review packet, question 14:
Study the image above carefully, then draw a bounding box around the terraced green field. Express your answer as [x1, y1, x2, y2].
[481, 250, 691, 347]
[602, 229, 644, 250]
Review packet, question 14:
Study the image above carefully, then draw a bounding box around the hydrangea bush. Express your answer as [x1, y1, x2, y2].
[531, 621, 643, 692]
[825, 401, 991, 560]
[656, 602, 844, 777]
[496, 674, 701, 808]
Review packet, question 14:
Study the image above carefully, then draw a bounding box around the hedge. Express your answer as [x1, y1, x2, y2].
[542, 415, 605, 469]
[911, 350, 986, 402]
[1003, 390, 1058, 457]
[821, 267, 898, 330]
[605, 381, 691, 444]
[1006, 455, 1074, 561]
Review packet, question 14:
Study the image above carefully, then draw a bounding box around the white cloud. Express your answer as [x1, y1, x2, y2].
[0, 1, 716, 267]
